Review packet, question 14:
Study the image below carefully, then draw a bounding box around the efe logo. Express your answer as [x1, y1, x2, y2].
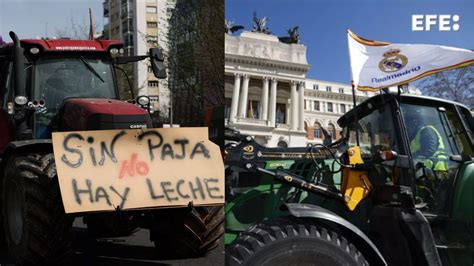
[412, 15, 460, 31]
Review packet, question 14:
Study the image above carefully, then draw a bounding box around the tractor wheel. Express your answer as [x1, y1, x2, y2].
[151, 205, 224, 258]
[226, 217, 368, 266]
[2, 153, 73, 265]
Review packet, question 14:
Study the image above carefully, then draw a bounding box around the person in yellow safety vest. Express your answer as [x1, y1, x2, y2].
[410, 125, 449, 173]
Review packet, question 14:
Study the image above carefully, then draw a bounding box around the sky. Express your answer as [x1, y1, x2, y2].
[226, 0, 474, 83]
[1, 0, 473, 85]
[0, 0, 103, 40]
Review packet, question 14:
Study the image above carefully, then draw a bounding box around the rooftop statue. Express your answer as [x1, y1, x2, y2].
[278, 26, 300, 44]
[225, 19, 245, 35]
[252, 12, 271, 34]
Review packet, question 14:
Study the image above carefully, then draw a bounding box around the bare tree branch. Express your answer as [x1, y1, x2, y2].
[415, 65, 474, 108]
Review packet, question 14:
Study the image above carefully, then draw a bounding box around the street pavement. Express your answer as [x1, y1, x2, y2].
[0, 218, 225, 265]
[72, 218, 225, 266]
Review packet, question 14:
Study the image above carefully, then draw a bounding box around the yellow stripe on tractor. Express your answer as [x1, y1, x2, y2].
[341, 146, 373, 211]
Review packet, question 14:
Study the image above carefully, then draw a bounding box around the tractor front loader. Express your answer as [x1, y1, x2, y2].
[225, 92, 473, 266]
[0, 31, 224, 264]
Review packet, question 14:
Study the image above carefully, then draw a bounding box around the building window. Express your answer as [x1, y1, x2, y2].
[304, 100, 307, 110]
[326, 86, 332, 92]
[339, 88, 344, 93]
[328, 124, 336, 139]
[341, 104, 346, 113]
[147, 35, 158, 44]
[313, 84, 319, 90]
[124, 33, 134, 47]
[148, 80, 159, 87]
[146, 6, 157, 13]
[313, 101, 320, 111]
[247, 100, 260, 119]
[314, 123, 322, 139]
[327, 102, 333, 112]
[147, 22, 157, 28]
[276, 103, 286, 124]
[149, 95, 159, 102]
[364, 91, 368, 96]
[148, 66, 152, 73]
[277, 141, 288, 148]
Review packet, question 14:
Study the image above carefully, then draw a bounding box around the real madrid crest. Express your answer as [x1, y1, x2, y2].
[378, 49, 408, 73]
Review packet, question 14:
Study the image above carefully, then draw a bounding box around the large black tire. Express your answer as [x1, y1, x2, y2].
[151, 205, 224, 258]
[226, 217, 368, 266]
[2, 153, 73, 265]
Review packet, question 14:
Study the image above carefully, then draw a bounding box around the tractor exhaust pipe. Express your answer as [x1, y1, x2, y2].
[9, 31, 29, 139]
[9, 31, 26, 98]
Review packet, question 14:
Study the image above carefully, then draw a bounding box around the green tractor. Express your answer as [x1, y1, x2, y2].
[224, 92, 473, 265]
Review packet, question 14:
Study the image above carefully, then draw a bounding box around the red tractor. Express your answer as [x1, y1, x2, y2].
[0, 31, 224, 264]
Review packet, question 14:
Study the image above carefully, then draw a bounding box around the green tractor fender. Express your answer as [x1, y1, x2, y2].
[451, 161, 473, 221]
[282, 203, 387, 266]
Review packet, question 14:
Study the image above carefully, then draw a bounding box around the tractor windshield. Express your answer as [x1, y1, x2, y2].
[33, 56, 117, 110]
[346, 105, 400, 157]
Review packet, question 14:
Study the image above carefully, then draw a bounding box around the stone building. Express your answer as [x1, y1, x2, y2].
[102, 0, 175, 116]
[224, 31, 377, 147]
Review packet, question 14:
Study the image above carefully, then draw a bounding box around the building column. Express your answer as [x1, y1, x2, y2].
[268, 78, 277, 127]
[229, 73, 241, 123]
[238, 74, 250, 118]
[298, 81, 305, 130]
[290, 81, 298, 131]
[260, 77, 269, 121]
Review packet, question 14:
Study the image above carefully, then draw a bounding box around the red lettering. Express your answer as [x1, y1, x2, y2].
[118, 153, 149, 179]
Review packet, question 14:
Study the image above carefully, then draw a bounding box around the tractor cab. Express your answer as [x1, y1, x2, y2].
[0, 32, 165, 146]
[338, 92, 473, 265]
[338, 93, 473, 212]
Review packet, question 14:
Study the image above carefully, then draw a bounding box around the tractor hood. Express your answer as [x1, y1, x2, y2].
[59, 98, 152, 131]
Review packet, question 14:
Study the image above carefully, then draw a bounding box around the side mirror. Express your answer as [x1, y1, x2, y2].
[149, 48, 166, 79]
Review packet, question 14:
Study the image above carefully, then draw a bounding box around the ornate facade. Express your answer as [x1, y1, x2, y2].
[225, 31, 377, 147]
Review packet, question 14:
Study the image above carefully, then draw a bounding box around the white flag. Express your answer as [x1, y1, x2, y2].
[347, 29, 474, 91]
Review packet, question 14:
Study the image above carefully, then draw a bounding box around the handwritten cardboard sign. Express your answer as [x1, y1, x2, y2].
[51, 128, 224, 213]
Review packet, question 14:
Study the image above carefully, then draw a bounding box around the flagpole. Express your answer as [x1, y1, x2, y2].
[351, 81, 360, 146]
[347, 29, 360, 146]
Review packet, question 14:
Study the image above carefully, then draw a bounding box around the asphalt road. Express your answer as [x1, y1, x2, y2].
[0, 218, 225, 265]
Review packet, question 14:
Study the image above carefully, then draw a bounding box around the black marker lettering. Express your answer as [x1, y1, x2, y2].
[89, 147, 97, 166]
[161, 181, 178, 201]
[189, 177, 205, 200]
[190, 143, 210, 159]
[95, 187, 112, 206]
[146, 178, 164, 200]
[174, 139, 189, 159]
[61, 133, 84, 168]
[72, 179, 93, 205]
[110, 186, 130, 209]
[161, 144, 174, 160]
[204, 178, 223, 199]
[98, 131, 126, 165]
[176, 179, 189, 199]
[138, 131, 163, 161]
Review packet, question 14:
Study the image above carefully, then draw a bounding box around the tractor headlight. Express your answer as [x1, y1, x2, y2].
[137, 95, 150, 106]
[29, 47, 40, 54]
[110, 48, 119, 55]
[14, 95, 28, 105]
